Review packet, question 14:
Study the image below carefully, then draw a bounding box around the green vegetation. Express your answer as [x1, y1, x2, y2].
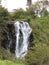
[30, 16, 49, 45]
[0, 60, 24, 65]
[0, 0, 49, 65]
[25, 15, 49, 65]
[26, 44, 49, 65]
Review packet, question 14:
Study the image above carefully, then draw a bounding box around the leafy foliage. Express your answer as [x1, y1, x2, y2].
[0, 5, 11, 43]
[0, 5, 10, 23]
[11, 8, 36, 21]
[29, 16, 49, 45]
[0, 60, 24, 65]
[0, 1, 49, 65]
[26, 44, 49, 65]
[25, 15, 49, 65]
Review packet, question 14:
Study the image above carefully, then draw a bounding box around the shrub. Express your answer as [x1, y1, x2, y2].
[26, 44, 49, 65]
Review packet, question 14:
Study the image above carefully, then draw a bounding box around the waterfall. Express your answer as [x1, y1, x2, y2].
[14, 21, 32, 58]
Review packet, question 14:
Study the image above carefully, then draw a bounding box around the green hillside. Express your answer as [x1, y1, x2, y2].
[0, 60, 24, 65]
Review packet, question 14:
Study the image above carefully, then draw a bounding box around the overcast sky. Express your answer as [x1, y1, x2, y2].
[1, 0, 38, 12]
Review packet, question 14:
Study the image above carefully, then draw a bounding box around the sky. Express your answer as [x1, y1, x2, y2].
[1, 0, 38, 12]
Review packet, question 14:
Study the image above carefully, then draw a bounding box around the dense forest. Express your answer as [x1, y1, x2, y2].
[0, 0, 49, 65]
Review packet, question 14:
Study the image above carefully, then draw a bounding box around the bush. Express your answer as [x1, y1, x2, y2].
[0, 5, 10, 44]
[29, 16, 49, 45]
[26, 44, 49, 65]
[0, 5, 10, 23]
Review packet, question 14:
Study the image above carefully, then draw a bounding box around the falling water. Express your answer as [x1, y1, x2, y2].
[14, 21, 32, 58]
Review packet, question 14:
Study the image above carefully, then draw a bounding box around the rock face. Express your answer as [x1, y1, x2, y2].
[1, 21, 33, 58]
[1, 23, 16, 53]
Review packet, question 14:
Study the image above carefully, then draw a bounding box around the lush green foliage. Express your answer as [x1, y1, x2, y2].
[29, 16, 49, 45]
[0, 1, 49, 65]
[0, 60, 24, 65]
[25, 15, 49, 65]
[11, 8, 36, 21]
[26, 44, 49, 65]
[0, 5, 10, 23]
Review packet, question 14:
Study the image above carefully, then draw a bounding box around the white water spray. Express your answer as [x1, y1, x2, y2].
[14, 21, 32, 58]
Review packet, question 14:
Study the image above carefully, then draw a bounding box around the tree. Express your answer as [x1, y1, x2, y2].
[11, 8, 26, 20]
[0, 0, 1, 4]
[0, 5, 10, 44]
[0, 5, 11, 23]
[33, 0, 49, 17]
[27, 0, 32, 9]
[40, 8, 48, 16]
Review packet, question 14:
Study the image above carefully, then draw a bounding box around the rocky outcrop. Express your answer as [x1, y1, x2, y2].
[1, 23, 16, 53]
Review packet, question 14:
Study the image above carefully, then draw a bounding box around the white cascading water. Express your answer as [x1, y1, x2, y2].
[14, 21, 32, 58]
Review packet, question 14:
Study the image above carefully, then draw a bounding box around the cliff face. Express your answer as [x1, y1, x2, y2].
[1, 22, 33, 55]
[1, 23, 16, 53]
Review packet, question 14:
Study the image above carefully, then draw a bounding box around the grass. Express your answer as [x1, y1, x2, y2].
[0, 60, 24, 65]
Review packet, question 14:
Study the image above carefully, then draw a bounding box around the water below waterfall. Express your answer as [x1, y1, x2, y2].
[14, 21, 32, 58]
